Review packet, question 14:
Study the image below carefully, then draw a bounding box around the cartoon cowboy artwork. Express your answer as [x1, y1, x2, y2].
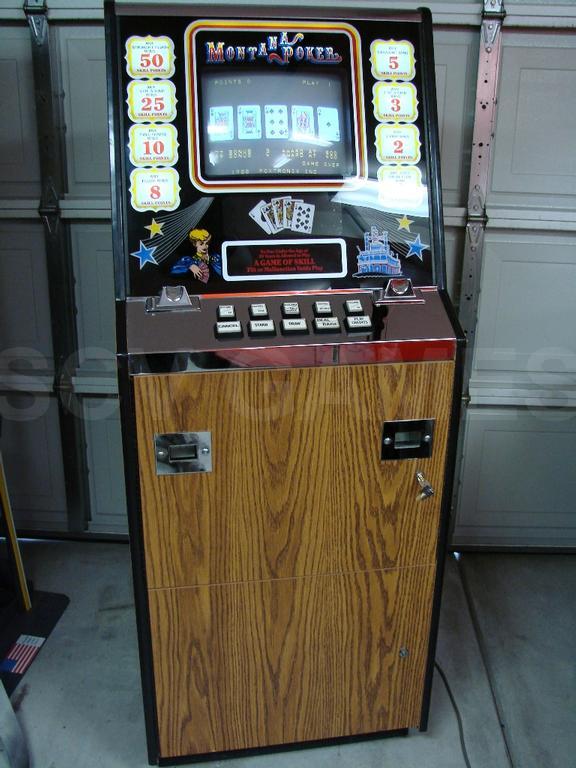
[170, 228, 222, 284]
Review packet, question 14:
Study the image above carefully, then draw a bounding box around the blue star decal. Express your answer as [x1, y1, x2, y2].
[131, 240, 158, 270]
[406, 234, 428, 261]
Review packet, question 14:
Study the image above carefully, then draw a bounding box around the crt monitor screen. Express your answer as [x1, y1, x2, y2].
[199, 69, 356, 180]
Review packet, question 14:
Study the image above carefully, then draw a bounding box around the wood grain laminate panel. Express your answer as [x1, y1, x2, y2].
[134, 362, 454, 589]
[149, 564, 436, 757]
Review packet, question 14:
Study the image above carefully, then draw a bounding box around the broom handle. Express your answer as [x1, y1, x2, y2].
[0, 451, 31, 612]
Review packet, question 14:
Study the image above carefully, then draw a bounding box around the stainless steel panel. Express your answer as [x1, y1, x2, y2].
[154, 432, 212, 475]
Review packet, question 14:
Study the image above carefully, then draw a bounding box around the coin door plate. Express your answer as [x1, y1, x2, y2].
[154, 431, 212, 474]
[381, 419, 435, 460]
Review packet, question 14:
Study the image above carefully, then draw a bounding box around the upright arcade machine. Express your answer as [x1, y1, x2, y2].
[106, 3, 463, 763]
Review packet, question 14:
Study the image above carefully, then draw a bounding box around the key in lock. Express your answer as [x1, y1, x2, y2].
[416, 471, 434, 501]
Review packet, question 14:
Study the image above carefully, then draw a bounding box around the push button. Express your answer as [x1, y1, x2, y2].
[314, 317, 341, 333]
[344, 299, 364, 315]
[313, 300, 332, 316]
[248, 319, 275, 336]
[345, 315, 372, 332]
[215, 321, 242, 339]
[281, 302, 301, 317]
[217, 304, 236, 320]
[281, 318, 308, 335]
[249, 303, 268, 318]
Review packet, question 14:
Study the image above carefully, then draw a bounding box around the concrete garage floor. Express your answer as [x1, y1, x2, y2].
[8, 542, 576, 768]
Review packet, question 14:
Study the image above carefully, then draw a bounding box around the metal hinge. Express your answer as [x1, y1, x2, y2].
[482, 19, 501, 52]
[483, 0, 505, 17]
[39, 178, 61, 235]
[467, 184, 488, 223]
[466, 221, 484, 252]
[23, 0, 48, 46]
[482, 0, 506, 52]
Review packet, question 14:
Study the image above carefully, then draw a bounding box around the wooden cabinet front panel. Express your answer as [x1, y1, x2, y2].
[149, 564, 436, 757]
[134, 361, 454, 589]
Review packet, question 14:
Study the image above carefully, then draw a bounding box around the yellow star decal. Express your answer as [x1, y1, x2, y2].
[145, 218, 164, 237]
[396, 215, 414, 232]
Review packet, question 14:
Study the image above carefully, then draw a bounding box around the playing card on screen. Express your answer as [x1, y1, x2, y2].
[264, 105, 289, 139]
[208, 106, 234, 141]
[317, 107, 341, 142]
[237, 105, 262, 139]
[291, 106, 315, 140]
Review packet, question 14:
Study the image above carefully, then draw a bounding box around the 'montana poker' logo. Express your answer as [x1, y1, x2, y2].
[205, 32, 343, 65]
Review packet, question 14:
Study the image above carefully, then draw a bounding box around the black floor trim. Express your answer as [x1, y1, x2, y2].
[157, 729, 409, 765]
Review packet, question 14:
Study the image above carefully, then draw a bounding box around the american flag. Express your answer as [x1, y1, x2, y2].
[0, 635, 45, 675]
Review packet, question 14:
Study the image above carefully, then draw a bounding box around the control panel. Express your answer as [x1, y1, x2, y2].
[214, 295, 373, 341]
[126, 285, 456, 358]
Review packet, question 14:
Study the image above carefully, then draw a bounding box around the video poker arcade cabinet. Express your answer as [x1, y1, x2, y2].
[106, 3, 463, 763]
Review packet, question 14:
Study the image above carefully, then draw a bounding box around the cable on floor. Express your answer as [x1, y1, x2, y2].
[434, 660, 473, 768]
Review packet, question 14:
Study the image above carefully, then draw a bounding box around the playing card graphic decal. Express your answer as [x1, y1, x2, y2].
[248, 197, 315, 235]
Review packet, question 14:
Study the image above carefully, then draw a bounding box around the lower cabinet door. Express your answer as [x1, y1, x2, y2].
[148, 563, 436, 757]
[134, 362, 454, 590]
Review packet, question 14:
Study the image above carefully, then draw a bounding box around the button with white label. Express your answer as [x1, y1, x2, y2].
[281, 302, 301, 317]
[248, 319, 275, 336]
[314, 317, 341, 333]
[281, 318, 308, 335]
[344, 299, 364, 315]
[217, 304, 236, 320]
[345, 315, 372, 332]
[313, 300, 332, 316]
[249, 303, 268, 318]
[215, 321, 242, 338]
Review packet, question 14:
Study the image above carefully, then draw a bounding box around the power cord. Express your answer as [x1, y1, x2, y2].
[434, 661, 473, 768]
